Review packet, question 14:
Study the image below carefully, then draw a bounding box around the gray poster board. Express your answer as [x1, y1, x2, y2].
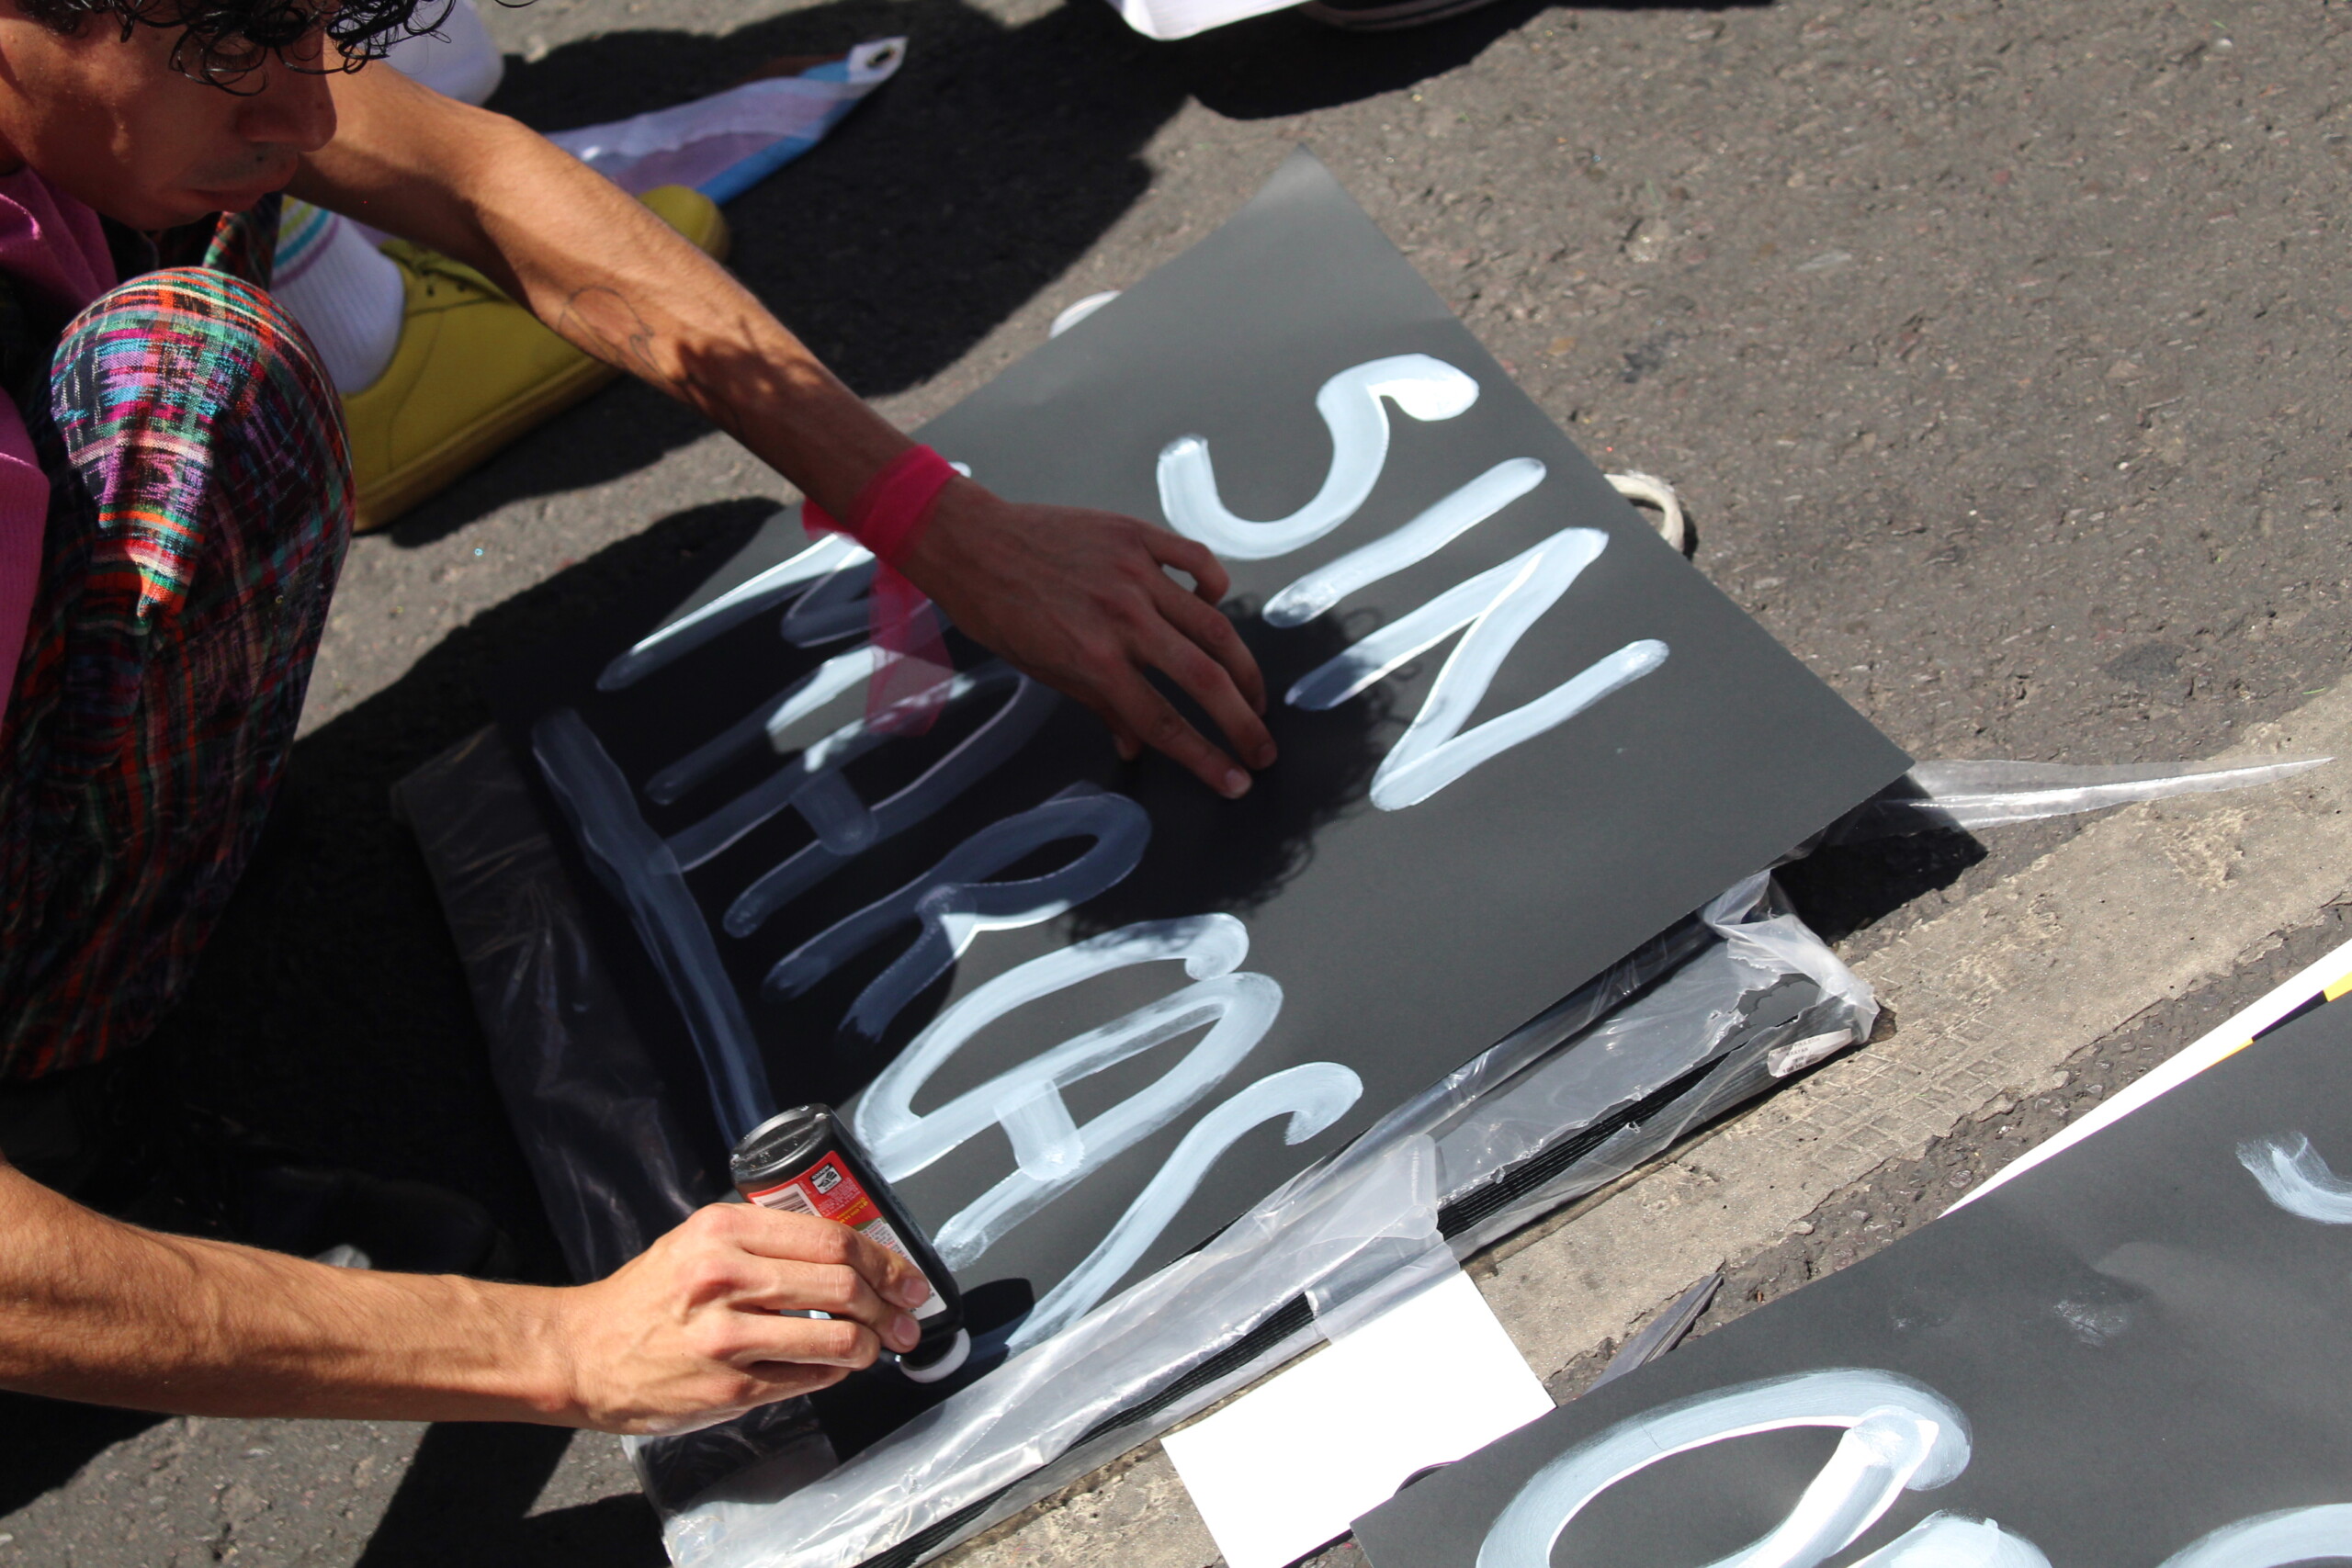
[492, 150, 1908, 1390]
[1353, 993, 2352, 1568]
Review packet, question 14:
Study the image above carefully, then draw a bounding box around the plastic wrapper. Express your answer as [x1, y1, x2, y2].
[1824, 755, 2329, 842]
[654, 874, 1873, 1568]
[400, 714, 2325, 1564]
[394, 727, 721, 1281]
[399, 726, 1879, 1567]
[545, 40, 905, 204]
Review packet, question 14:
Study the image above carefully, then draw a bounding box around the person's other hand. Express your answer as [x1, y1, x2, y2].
[904, 480, 1277, 798]
[549, 1203, 930, 1435]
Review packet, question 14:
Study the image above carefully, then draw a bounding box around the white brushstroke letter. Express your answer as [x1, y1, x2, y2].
[764, 785, 1153, 1045]
[1847, 1514, 2052, 1568]
[1005, 1062, 1363, 1352]
[533, 709, 775, 1142]
[690, 666, 1057, 915]
[1264, 457, 1547, 626]
[2159, 1505, 2352, 1568]
[853, 916, 1276, 1184]
[596, 531, 869, 691]
[645, 645, 883, 807]
[1475, 1369, 1971, 1568]
[2237, 1133, 2352, 1224]
[927, 970, 1289, 1269]
[1158, 355, 1480, 560]
[1289, 526, 1668, 809]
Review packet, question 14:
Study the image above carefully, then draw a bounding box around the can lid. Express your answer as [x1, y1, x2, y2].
[897, 1327, 971, 1384]
[730, 1104, 833, 1182]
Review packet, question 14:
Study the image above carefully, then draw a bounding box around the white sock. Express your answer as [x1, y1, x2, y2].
[273, 200, 406, 395]
[266, 1, 503, 393]
[382, 0, 504, 106]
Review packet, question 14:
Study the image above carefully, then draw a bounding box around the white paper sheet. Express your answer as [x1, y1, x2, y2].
[1162, 1268, 1553, 1568]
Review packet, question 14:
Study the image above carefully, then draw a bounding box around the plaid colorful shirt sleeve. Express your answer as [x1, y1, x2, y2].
[0, 199, 356, 1081]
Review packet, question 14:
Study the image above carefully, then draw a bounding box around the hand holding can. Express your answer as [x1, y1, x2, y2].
[541, 1200, 932, 1435]
[731, 1104, 971, 1382]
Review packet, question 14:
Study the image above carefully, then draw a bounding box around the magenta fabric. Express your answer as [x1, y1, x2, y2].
[821, 443, 956, 569]
[0, 168, 117, 729]
[802, 445, 959, 736]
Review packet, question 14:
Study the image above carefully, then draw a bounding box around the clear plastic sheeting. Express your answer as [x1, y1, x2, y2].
[1428, 874, 1874, 1262]
[1826, 755, 2330, 842]
[398, 730, 1874, 1568]
[669, 1135, 1447, 1568]
[1300, 1134, 1452, 1345]
[398, 721, 2301, 1567]
[652, 878, 1873, 1568]
[633, 910, 1718, 1562]
[1588, 1269, 1723, 1392]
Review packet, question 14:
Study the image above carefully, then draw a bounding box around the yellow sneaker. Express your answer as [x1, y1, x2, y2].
[343, 184, 731, 531]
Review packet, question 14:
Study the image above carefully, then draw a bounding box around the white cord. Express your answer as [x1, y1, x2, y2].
[1607, 470, 1688, 553]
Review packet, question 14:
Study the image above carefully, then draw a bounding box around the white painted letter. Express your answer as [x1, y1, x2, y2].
[1158, 355, 1480, 560]
[1264, 457, 1547, 626]
[2160, 1506, 2352, 1568]
[682, 665, 1057, 911]
[596, 532, 869, 691]
[1005, 1061, 1363, 1352]
[1289, 526, 1668, 809]
[1847, 1514, 2052, 1568]
[764, 785, 1153, 1046]
[853, 916, 1273, 1183]
[2237, 1134, 2352, 1224]
[533, 709, 775, 1143]
[1474, 1370, 1971, 1568]
[928, 971, 1288, 1268]
[645, 645, 883, 807]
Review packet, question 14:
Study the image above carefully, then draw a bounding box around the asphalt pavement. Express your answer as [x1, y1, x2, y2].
[5, 0, 2348, 1561]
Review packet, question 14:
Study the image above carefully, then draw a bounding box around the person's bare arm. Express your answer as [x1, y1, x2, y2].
[0, 1159, 928, 1433]
[287, 65, 1275, 796]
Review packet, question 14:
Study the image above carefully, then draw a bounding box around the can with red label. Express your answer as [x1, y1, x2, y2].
[729, 1103, 969, 1382]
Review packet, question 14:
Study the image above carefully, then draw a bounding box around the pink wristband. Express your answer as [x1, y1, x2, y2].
[803, 445, 958, 569]
[801, 445, 961, 738]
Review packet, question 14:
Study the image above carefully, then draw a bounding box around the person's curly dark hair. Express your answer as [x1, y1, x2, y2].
[17, 0, 474, 89]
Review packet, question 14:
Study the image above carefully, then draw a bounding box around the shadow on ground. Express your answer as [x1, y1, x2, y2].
[386, 0, 1637, 543]
[1775, 830, 1988, 944]
[0, 1395, 160, 1518]
[350, 1425, 664, 1568]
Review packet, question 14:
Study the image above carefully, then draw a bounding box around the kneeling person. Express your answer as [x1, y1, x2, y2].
[0, 0, 1273, 1431]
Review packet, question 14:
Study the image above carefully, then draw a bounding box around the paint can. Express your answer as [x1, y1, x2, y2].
[730, 1104, 970, 1382]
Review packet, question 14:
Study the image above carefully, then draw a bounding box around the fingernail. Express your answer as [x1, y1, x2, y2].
[893, 1276, 930, 1309]
[890, 1314, 920, 1350]
[1254, 742, 1278, 767]
[1222, 770, 1251, 798]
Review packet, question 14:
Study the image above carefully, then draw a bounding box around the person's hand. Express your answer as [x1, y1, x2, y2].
[548, 1203, 931, 1435]
[903, 480, 1277, 798]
